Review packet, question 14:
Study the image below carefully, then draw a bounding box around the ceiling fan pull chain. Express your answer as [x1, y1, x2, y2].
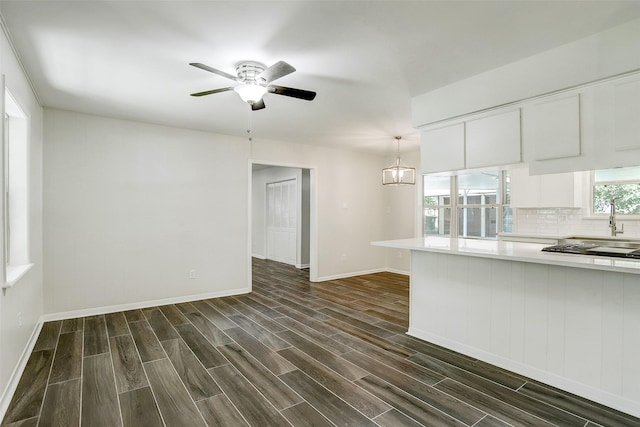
[247, 107, 253, 144]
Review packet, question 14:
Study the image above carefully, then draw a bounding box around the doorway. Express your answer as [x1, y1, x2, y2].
[249, 162, 316, 287]
[266, 179, 298, 265]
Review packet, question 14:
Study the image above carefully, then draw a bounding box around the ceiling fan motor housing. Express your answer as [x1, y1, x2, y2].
[235, 61, 267, 84]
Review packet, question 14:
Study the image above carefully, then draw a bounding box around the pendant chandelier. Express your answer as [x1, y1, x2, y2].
[382, 136, 415, 185]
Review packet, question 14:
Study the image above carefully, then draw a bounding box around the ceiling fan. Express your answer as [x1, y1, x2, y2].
[189, 60, 316, 111]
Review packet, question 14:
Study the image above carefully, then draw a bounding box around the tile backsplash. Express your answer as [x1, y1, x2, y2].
[514, 207, 640, 238]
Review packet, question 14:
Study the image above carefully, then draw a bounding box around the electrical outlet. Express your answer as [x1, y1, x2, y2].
[189, 270, 196, 279]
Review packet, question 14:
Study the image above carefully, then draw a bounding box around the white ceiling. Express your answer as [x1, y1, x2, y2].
[3, 1, 640, 154]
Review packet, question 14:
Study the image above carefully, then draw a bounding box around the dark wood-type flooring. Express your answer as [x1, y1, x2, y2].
[3, 258, 640, 426]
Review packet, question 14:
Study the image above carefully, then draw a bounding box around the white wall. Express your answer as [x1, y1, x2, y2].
[0, 27, 44, 416]
[43, 109, 398, 314]
[43, 109, 251, 315]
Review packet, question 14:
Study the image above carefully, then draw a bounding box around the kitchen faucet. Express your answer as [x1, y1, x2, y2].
[609, 198, 624, 236]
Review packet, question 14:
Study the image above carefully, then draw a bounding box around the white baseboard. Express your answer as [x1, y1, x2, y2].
[315, 267, 410, 282]
[40, 287, 250, 322]
[315, 268, 388, 282]
[407, 327, 640, 419]
[385, 268, 410, 276]
[0, 321, 43, 423]
[251, 253, 266, 260]
[295, 263, 310, 269]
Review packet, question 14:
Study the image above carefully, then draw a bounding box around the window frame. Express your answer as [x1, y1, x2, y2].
[590, 169, 640, 219]
[422, 170, 511, 239]
[422, 175, 455, 237]
[2, 88, 33, 290]
[457, 172, 501, 239]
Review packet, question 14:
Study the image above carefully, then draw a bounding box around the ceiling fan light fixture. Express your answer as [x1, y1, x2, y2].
[382, 136, 415, 185]
[234, 83, 267, 104]
[190, 60, 316, 109]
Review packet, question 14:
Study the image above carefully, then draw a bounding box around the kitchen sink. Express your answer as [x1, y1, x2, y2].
[543, 236, 640, 259]
[558, 236, 640, 249]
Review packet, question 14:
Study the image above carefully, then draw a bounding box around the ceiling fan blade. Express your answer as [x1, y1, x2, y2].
[190, 87, 234, 97]
[257, 61, 296, 83]
[189, 63, 237, 81]
[269, 85, 316, 101]
[251, 99, 266, 111]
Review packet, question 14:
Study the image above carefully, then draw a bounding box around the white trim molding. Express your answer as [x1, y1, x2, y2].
[0, 321, 43, 423]
[315, 268, 409, 282]
[40, 287, 250, 323]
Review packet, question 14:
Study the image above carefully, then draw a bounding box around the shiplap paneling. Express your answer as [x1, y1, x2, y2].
[410, 250, 640, 416]
[623, 276, 640, 400]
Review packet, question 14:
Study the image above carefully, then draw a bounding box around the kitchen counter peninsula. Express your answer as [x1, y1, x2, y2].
[374, 237, 640, 418]
[374, 236, 640, 274]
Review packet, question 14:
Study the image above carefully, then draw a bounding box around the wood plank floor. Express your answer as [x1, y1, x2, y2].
[3, 258, 640, 426]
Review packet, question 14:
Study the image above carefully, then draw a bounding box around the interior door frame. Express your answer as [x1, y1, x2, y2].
[248, 160, 318, 290]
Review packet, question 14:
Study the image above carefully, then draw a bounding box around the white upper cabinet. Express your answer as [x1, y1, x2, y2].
[421, 109, 522, 174]
[510, 167, 577, 208]
[466, 109, 521, 169]
[525, 94, 581, 161]
[418, 71, 640, 176]
[613, 77, 640, 151]
[421, 123, 465, 173]
[581, 74, 640, 170]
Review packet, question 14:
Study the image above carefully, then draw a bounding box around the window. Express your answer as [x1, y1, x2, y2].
[458, 172, 502, 238]
[423, 175, 452, 236]
[4, 89, 30, 286]
[592, 166, 640, 215]
[423, 170, 511, 239]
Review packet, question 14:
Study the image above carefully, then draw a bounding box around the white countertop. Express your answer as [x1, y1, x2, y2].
[373, 237, 640, 275]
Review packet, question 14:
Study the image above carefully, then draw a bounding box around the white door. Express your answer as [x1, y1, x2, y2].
[266, 179, 297, 265]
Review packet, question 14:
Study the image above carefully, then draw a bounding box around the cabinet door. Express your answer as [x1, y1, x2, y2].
[526, 94, 581, 161]
[509, 168, 540, 208]
[510, 168, 575, 208]
[421, 123, 465, 173]
[539, 173, 575, 207]
[613, 77, 640, 151]
[466, 109, 521, 168]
